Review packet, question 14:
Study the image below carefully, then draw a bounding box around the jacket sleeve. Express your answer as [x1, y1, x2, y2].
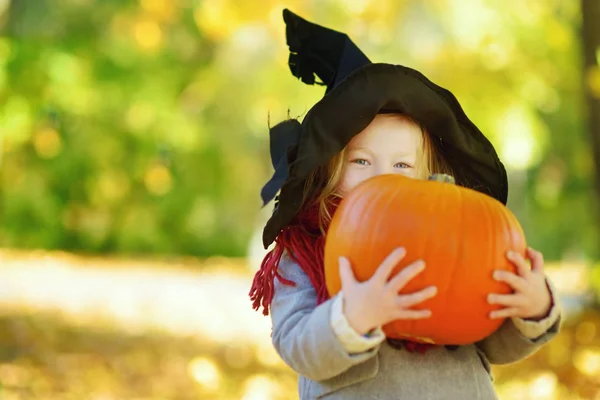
[270, 253, 380, 381]
[476, 278, 562, 365]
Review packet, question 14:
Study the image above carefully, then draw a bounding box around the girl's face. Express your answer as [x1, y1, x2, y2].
[338, 114, 425, 196]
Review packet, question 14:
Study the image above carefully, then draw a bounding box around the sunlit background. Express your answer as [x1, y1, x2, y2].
[0, 0, 600, 399]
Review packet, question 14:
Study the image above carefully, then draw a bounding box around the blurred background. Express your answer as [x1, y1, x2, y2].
[0, 0, 599, 399]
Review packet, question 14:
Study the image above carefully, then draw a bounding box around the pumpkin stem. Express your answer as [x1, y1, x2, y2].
[428, 174, 456, 184]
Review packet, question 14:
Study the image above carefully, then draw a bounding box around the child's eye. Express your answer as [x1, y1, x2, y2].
[351, 159, 370, 166]
[395, 162, 412, 169]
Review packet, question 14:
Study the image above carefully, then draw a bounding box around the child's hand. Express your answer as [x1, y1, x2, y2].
[338, 247, 437, 335]
[487, 247, 552, 320]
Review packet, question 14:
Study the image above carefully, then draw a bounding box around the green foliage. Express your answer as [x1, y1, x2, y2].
[0, 0, 249, 257]
[0, 0, 596, 260]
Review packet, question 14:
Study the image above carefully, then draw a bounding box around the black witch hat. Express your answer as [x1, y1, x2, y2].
[260, 9, 508, 249]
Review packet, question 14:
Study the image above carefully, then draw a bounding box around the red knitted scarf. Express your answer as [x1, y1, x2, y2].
[250, 200, 333, 314]
[249, 200, 436, 354]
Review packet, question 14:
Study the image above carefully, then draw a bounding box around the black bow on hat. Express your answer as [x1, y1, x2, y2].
[260, 9, 370, 208]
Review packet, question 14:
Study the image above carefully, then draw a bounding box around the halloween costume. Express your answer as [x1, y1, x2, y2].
[250, 10, 561, 399]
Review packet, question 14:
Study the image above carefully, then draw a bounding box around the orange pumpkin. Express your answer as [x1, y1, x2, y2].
[324, 174, 526, 345]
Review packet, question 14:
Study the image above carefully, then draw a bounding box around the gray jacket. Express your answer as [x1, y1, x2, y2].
[270, 254, 561, 400]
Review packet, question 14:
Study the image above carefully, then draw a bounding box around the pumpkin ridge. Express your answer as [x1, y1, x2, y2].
[379, 177, 407, 337]
[507, 205, 522, 253]
[477, 189, 495, 325]
[495, 194, 511, 260]
[402, 178, 422, 338]
[499, 193, 522, 265]
[344, 184, 369, 280]
[506, 204, 526, 250]
[368, 184, 391, 283]
[446, 183, 464, 338]
[494, 193, 514, 314]
[418, 179, 442, 339]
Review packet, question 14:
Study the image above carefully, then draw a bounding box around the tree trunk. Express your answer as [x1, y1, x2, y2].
[581, 0, 600, 244]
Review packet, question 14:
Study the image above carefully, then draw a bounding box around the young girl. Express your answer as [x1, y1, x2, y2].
[250, 9, 561, 400]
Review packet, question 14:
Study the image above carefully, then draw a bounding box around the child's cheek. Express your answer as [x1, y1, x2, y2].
[339, 169, 369, 195]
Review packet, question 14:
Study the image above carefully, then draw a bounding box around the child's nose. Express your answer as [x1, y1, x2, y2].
[375, 164, 394, 176]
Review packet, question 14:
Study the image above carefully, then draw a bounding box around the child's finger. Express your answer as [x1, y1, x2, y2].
[387, 259, 426, 292]
[373, 247, 407, 284]
[395, 286, 437, 308]
[489, 307, 519, 319]
[526, 247, 545, 273]
[393, 309, 432, 320]
[507, 250, 531, 277]
[494, 270, 527, 293]
[487, 293, 525, 308]
[338, 257, 356, 289]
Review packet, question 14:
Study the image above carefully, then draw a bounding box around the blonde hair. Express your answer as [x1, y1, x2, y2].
[301, 114, 453, 234]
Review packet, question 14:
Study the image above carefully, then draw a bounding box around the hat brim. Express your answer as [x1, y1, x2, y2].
[263, 63, 507, 248]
